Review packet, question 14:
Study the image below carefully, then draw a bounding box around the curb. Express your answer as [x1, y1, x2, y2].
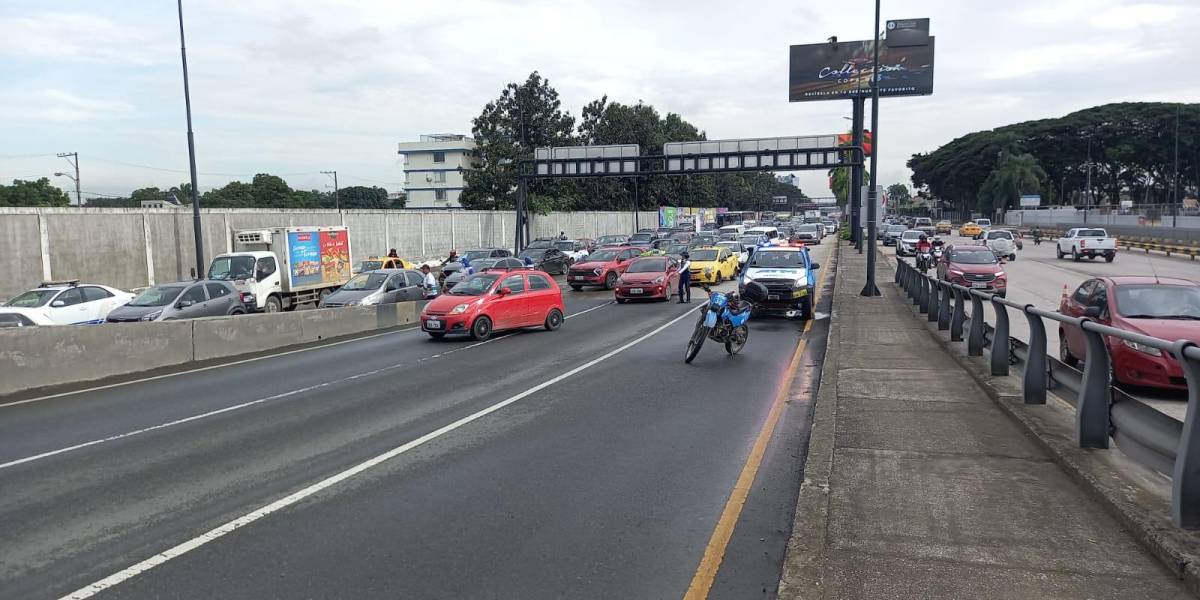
[883, 250, 1200, 598]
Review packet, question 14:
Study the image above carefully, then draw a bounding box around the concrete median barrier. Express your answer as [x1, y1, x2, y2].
[0, 321, 194, 397]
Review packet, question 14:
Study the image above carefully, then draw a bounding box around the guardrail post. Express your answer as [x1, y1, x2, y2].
[894, 259, 902, 284]
[968, 292, 985, 356]
[1076, 321, 1111, 449]
[950, 286, 965, 341]
[920, 276, 932, 314]
[1022, 307, 1047, 405]
[937, 281, 951, 331]
[912, 269, 922, 306]
[1172, 342, 1200, 528]
[990, 297, 1010, 376]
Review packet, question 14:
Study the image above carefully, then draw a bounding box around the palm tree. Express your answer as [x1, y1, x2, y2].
[978, 152, 1047, 211]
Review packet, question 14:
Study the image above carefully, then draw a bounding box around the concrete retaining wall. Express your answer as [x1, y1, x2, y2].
[0, 207, 662, 299]
[0, 302, 424, 398]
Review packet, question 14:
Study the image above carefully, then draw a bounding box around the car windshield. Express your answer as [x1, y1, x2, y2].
[1078, 229, 1107, 237]
[717, 242, 741, 251]
[626, 258, 668, 273]
[208, 255, 256, 280]
[950, 250, 998, 265]
[341, 273, 387, 291]
[738, 236, 763, 246]
[449, 273, 500, 296]
[977, 219, 991, 226]
[555, 241, 575, 251]
[796, 224, 819, 233]
[887, 225, 907, 233]
[630, 233, 653, 242]
[354, 260, 384, 273]
[468, 259, 501, 271]
[128, 285, 186, 307]
[749, 250, 806, 268]
[586, 250, 618, 261]
[901, 231, 922, 240]
[525, 240, 553, 249]
[666, 244, 689, 255]
[597, 236, 625, 245]
[1116, 285, 1200, 319]
[6, 289, 59, 307]
[463, 250, 492, 261]
[519, 249, 547, 259]
[987, 231, 1013, 240]
[690, 249, 719, 261]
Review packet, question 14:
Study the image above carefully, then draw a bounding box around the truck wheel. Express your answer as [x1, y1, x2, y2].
[1072, 249, 1081, 262]
[798, 295, 813, 320]
[1105, 254, 1115, 263]
[1056, 246, 1064, 259]
[264, 295, 283, 313]
[470, 316, 493, 341]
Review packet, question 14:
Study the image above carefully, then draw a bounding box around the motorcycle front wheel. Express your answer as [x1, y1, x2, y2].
[685, 322, 709, 364]
[725, 325, 749, 356]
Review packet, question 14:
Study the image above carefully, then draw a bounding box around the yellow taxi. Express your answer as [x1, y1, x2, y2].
[958, 222, 982, 237]
[353, 256, 417, 274]
[936, 220, 952, 234]
[688, 246, 740, 284]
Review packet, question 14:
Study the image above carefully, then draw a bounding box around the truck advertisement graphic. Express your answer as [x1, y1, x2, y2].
[319, 230, 351, 283]
[288, 231, 323, 287]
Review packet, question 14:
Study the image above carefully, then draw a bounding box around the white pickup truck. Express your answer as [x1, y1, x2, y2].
[1056, 227, 1117, 263]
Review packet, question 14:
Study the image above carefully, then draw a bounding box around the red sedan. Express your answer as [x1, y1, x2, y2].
[615, 256, 680, 302]
[420, 269, 565, 340]
[1059, 276, 1200, 391]
[936, 244, 1008, 298]
[566, 246, 640, 290]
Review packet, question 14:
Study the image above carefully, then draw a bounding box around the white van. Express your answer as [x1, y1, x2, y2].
[718, 224, 745, 236]
[746, 226, 781, 242]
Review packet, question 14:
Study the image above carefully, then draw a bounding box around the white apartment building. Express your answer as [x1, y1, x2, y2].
[397, 134, 478, 208]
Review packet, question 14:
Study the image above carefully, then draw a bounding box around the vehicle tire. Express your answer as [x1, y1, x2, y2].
[318, 288, 331, 303]
[604, 271, 618, 290]
[470, 316, 493, 341]
[264, 295, 283, 313]
[1059, 331, 1079, 368]
[544, 308, 563, 331]
[685, 323, 709, 364]
[725, 325, 749, 356]
[798, 295, 813, 320]
[570, 285, 583, 291]
[1072, 249, 1081, 262]
[1056, 246, 1064, 259]
[616, 297, 627, 304]
[230, 308, 245, 316]
[427, 332, 445, 340]
[1105, 254, 1115, 263]
[1009, 254, 1017, 261]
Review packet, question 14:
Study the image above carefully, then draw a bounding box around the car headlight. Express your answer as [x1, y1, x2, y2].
[140, 310, 162, 321]
[359, 296, 380, 306]
[593, 267, 603, 275]
[949, 269, 965, 277]
[451, 303, 470, 314]
[343, 299, 359, 306]
[654, 276, 665, 284]
[1122, 339, 1162, 357]
[704, 267, 713, 276]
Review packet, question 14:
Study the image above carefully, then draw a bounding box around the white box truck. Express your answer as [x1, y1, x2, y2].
[208, 226, 353, 312]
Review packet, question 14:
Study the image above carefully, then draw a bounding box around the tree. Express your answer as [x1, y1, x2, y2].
[827, 166, 869, 206]
[977, 152, 1047, 211]
[336, 185, 392, 209]
[460, 71, 578, 212]
[886, 183, 911, 204]
[0, 178, 71, 207]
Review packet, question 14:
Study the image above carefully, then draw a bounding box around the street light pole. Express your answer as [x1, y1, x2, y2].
[56, 152, 81, 206]
[1173, 104, 1181, 227]
[860, 0, 882, 297]
[322, 170, 340, 210]
[1084, 137, 1092, 225]
[177, 0, 204, 279]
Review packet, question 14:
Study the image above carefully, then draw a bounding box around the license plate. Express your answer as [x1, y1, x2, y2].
[768, 294, 780, 301]
[971, 282, 988, 289]
[630, 288, 643, 294]
[793, 289, 807, 298]
[570, 275, 582, 281]
[425, 319, 442, 329]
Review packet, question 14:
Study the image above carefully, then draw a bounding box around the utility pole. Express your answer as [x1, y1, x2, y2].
[322, 170, 340, 210]
[1173, 104, 1181, 227]
[56, 152, 81, 206]
[860, 0, 882, 297]
[1084, 137, 1092, 225]
[177, 0, 204, 279]
[850, 98, 865, 254]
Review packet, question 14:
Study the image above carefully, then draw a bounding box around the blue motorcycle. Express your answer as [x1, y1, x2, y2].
[684, 282, 767, 363]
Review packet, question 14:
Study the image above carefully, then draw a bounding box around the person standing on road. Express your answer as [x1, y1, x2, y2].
[558, 231, 567, 240]
[419, 264, 438, 296]
[678, 252, 692, 303]
[387, 248, 399, 258]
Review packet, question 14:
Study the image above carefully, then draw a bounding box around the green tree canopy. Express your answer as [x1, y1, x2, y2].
[978, 152, 1047, 211]
[886, 183, 911, 204]
[0, 178, 71, 207]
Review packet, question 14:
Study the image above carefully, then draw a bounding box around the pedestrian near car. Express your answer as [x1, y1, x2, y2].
[387, 248, 399, 258]
[678, 252, 692, 303]
[420, 264, 438, 290]
[558, 231, 567, 240]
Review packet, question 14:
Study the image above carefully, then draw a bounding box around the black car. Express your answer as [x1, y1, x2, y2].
[518, 247, 571, 275]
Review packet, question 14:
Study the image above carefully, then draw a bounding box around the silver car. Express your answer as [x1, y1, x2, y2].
[320, 269, 428, 307]
[106, 280, 248, 322]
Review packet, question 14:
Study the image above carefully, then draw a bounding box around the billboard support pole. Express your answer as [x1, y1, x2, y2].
[851, 96, 865, 254]
[860, 0, 882, 297]
[515, 176, 526, 253]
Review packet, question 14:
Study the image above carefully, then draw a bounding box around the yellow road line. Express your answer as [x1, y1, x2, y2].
[682, 244, 835, 599]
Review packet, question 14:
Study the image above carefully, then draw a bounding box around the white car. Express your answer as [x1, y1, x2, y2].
[716, 241, 749, 266]
[0, 307, 56, 328]
[554, 239, 590, 263]
[984, 230, 1017, 261]
[2, 281, 133, 325]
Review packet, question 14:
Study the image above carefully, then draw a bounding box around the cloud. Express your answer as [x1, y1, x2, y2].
[0, 12, 173, 66]
[0, 88, 133, 122]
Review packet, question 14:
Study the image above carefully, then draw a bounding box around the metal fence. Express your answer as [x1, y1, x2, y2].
[893, 258, 1200, 528]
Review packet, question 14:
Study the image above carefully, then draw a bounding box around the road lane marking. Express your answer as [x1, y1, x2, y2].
[58, 305, 697, 600]
[682, 243, 834, 600]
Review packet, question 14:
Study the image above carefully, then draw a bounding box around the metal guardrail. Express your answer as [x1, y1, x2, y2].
[893, 258, 1200, 528]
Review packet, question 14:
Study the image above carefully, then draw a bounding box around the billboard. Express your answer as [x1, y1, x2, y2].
[1019, 194, 1041, 208]
[287, 232, 322, 287]
[789, 38, 935, 102]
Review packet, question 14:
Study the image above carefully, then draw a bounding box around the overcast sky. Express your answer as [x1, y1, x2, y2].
[0, 0, 1196, 201]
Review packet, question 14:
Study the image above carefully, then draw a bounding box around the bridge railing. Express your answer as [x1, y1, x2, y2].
[894, 258, 1200, 529]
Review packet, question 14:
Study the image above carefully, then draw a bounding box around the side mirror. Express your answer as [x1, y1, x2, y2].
[810, 262, 821, 270]
[1082, 305, 1102, 318]
[51, 300, 65, 308]
[497, 287, 512, 297]
[178, 300, 194, 309]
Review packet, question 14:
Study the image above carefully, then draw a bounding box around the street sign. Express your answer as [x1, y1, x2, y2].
[534, 144, 639, 176]
[1019, 194, 1041, 207]
[663, 135, 841, 172]
[885, 18, 930, 47]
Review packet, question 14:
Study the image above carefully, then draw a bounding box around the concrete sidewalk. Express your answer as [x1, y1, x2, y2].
[777, 242, 1190, 599]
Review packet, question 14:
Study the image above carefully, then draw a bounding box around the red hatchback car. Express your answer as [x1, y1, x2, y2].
[1059, 276, 1200, 391]
[615, 256, 680, 303]
[936, 244, 1008, 298]
[567, 246, 640, 291]
[420, 269, 565, 340]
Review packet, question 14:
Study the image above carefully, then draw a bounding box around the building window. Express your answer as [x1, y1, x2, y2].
[433, 151, 446, 163]
[433, 171, 446, 183]
[435, 190, 448, 201]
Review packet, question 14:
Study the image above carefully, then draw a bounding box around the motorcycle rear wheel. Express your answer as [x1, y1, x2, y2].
[725, 325, 749, 356]
[685, 322, 709, 364]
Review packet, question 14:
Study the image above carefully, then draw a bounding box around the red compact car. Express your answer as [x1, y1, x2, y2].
[420, 269, 565, 340]
[567, 246, 640, 290]
[936, 244, 1007, 298]
[1059, 276, 1200, 391]
[615, 256, 680, 302]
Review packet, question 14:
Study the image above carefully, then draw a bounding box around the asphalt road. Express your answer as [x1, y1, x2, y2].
[895, 233, 1198, 420]
[0, 242, 835, 600]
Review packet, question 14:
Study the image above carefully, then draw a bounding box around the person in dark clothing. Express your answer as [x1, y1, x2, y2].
[677, 252, 692, 303]
[387, 248, 399, 258]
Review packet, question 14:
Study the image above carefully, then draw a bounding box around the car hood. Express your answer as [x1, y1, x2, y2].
[948, 263, 1002, 275]
[423, 294, 485, 313]
[689, 260, 723, 268]
[572, 260, 615, 270]
[1119, 319, 1200, 342]
[325, 289, 378, 303]
[107, 304, 166, 319]
[743, 266, 807, 281]
[621, 272, 667, 283]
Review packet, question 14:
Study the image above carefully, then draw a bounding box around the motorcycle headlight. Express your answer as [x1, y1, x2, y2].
[140, 310, 162, 321]
[1122, 339, 1163, 357]
[451, 303, 470, 314]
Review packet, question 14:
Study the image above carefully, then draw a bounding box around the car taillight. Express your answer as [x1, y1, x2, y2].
[1080, 239, 1086, 248]
[240, 292, 255, 303]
